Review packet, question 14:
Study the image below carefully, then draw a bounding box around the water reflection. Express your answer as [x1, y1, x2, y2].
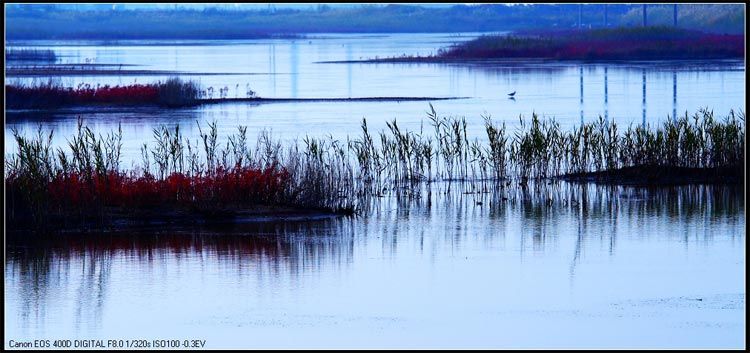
[346, 44, 353, 97]
[290, 40, 298, 98]
[6, 182, 743, 340]
[673, 69, 678, 120]
[268, 43, 277, 96]
[579, 65, 584, 123]
[642, 68, 647, 125]
[604, 67, 609, 121]
[7, 219, 357, 332]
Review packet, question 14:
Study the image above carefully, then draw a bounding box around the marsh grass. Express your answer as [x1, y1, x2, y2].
[347, 106, 743, 185]
[5, 108, 743, 229]
[6, 77, 202, 109]
[5, 119, 357, 229]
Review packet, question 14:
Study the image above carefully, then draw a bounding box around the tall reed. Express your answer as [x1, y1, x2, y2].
[6, 108, 743, 229]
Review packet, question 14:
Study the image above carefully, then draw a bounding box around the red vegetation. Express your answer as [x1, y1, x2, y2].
[68, 84, 159, 104]
[40, 166, 291, 210]
[6, 83, 159, 108]
[6, 77, 200, 109]
[7, 165, 293, 229]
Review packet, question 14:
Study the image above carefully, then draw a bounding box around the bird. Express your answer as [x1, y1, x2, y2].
[507, 91, 516, 97]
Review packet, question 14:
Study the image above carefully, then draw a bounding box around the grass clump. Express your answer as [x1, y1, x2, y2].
[5, 77, 204, 109]
[6, 120, 356, 230]
[347, 106, 744, 185]
[155, 77, 201, 107]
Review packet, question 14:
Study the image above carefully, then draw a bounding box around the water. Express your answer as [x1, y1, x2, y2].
[4, 33, 745, 166]
[4, 33, 746, 348]
[5, 184, 745, 348]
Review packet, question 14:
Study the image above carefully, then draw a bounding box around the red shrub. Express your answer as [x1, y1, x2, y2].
[30, 166, 292, 212]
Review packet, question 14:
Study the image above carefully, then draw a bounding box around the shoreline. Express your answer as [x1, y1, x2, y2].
[317, 57, 746, 65]
[7, 205, 352, 233]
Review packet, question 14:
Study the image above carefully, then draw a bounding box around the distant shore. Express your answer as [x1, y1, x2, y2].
[560, 165, 744, 185]
[5, 67, 282, 77]
[323, 27, 745, 63]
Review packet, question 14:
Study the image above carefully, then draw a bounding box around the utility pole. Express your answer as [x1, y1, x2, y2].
[643, 4, 647, 26]
[579, 4, 583, 29]
[604, 4, 608, 27]
[673, 4, 678, 27]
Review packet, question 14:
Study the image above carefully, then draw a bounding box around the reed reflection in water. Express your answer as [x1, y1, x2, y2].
[5, 182, 744, 347]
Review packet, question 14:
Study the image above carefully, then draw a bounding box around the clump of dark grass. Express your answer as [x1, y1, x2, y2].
[155, 77, 201, 107]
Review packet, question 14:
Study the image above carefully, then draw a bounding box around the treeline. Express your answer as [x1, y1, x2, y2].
[5, 4, 744, 40]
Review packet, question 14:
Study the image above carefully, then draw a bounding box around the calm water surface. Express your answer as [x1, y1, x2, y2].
[4, 33, 746, 348]
[5, 183, 746, 348]
[4, 33, 745, 166]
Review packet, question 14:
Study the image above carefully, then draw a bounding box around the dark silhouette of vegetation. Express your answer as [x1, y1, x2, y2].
[350, 27, 744, 62]
[437, 27, 744, 60]
[5, 48, 57, 61]
[346, 106, 743, 185]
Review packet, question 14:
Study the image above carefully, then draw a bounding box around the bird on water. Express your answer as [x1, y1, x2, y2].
[507, 91, 516, 97]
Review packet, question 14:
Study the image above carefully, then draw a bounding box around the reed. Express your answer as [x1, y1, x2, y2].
[5, 108, 743, 229]
[348, 107, 743, 185]
[6, 120, 357, 229]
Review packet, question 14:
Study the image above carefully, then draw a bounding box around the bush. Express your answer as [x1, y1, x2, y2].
[156, 77, 201, 107]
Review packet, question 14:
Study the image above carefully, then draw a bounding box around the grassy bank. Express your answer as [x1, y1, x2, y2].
[5, 120, 355, 230]
[363, 27, 745, 62]
[6, 77, 202, 108]
[5, 108, 743, 230]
